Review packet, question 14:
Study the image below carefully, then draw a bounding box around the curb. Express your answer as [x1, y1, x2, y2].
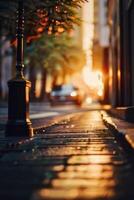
[101, 110, 134, 152]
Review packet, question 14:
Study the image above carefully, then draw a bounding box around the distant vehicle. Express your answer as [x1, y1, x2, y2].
[49, 84, 83, 105]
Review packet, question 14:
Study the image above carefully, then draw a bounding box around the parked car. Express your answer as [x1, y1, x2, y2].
[49, 84, 83, 105]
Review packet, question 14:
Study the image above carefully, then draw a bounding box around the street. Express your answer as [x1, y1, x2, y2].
[0, 104, 134, 199]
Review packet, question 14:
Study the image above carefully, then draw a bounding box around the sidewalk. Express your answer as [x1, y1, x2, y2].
[1, 110, 134, 200]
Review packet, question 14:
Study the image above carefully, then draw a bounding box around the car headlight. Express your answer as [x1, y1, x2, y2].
[70, 91, 77, 97]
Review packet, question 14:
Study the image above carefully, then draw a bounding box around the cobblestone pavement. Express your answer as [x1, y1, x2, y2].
[0, 111, 134, 200]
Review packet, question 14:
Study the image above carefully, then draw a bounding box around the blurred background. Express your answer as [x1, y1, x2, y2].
[1, 0, 132, 108]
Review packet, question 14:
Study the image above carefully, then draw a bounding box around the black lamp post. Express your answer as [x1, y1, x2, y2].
[5, 0, 33, 137]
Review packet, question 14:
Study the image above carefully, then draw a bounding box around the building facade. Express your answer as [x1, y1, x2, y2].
[108, 0, 134, 107]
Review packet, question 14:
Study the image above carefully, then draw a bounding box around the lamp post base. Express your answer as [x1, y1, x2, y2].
[5, 77, 33, 137]
[5, 120, 33, 137]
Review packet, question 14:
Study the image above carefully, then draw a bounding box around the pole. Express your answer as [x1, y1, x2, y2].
[16, 0, 24, 78]
[5, 0, 33, 137]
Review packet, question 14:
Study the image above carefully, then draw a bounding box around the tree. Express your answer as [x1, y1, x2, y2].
[0, 0, 87, 40]
[0, 0, 87, 100]
[26, 33, 86, 100]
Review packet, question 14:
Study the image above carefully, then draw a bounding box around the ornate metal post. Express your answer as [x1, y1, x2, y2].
[5, 0, 33, 137]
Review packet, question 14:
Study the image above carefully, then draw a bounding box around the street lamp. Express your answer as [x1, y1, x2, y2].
[5, 0, 33, 137]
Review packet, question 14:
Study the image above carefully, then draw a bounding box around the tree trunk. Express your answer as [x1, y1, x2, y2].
[52, 74, 58, 88]
[29, 63, 36, 101]
[39, 68, 47, 101]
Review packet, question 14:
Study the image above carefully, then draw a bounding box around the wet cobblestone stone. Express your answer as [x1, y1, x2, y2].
[0, 111, 134, 200]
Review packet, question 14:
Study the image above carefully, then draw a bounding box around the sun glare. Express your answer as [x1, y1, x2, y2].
[82, 67, 104, 98]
